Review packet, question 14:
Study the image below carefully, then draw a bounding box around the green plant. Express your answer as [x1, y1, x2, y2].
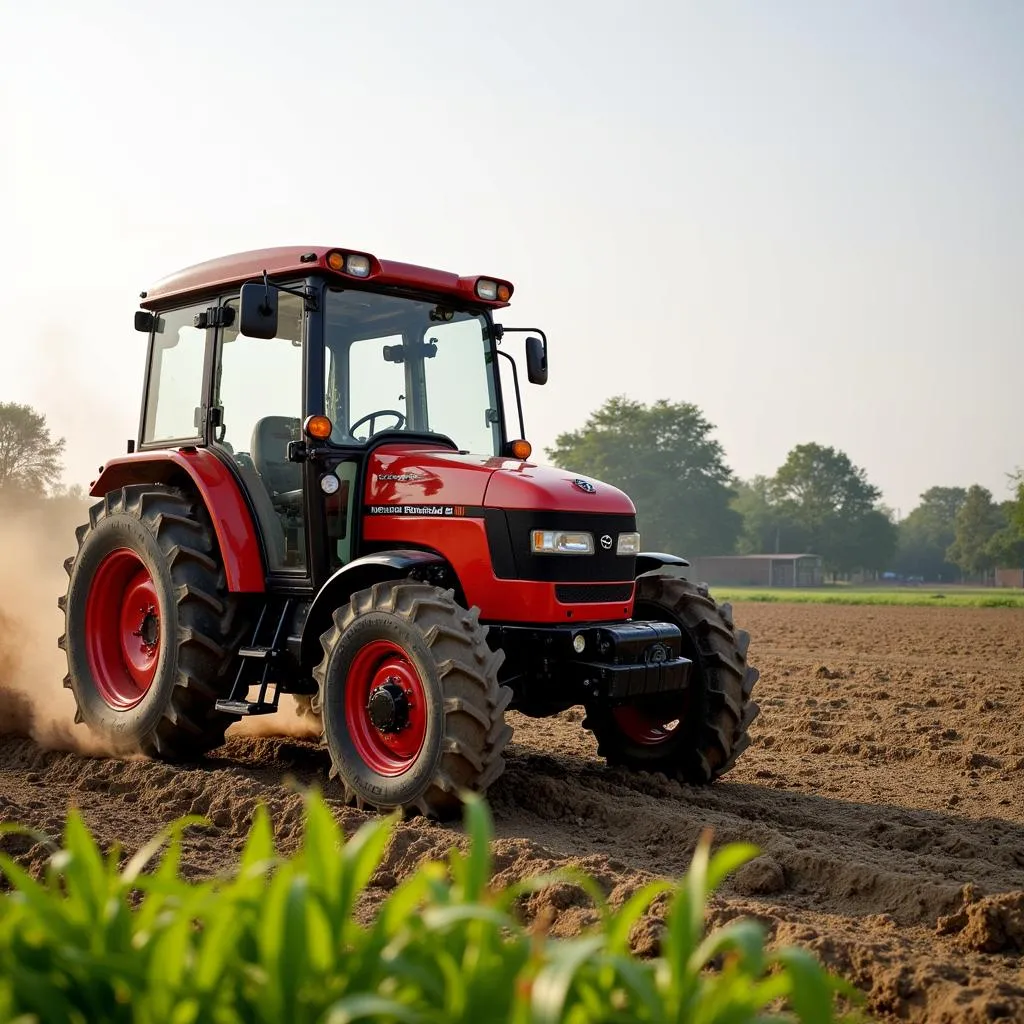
[0, 791, 863, 1023]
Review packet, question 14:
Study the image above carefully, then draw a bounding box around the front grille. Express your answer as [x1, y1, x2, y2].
[555, 582, 635, 604]
[484, 509, 637, 582]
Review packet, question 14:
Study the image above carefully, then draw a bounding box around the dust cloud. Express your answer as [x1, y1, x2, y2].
[0, 490, 320, 753]
[0, 495, 115, 756]
[227, 693, 322, 741]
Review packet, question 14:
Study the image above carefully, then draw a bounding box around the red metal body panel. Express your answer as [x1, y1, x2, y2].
[483, 461, 635, 514]
[367, 446, 497, 507]
[366, 446, 636, 514]
[88, 450, 266, 593]
[362, 446, 636, 622]
[361, 515, 634, 623]
[139, 246, 513, 310]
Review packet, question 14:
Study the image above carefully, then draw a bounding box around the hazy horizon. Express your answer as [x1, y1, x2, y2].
[2, 0, 1021, 518]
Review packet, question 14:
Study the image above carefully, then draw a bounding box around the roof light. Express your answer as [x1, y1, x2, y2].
[476, 278, 498, 301]
[326, 250, 373, 278]
[345, 254, 371, 277]
[497, 284, 511, 302]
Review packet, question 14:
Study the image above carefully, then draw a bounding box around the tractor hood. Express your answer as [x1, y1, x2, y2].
[366, 445, 635, 515]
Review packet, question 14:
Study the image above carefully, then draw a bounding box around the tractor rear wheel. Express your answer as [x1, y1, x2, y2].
[58, 484, 242, 760]
[312, 580, 512, 819]
[582, 571, 759, 783]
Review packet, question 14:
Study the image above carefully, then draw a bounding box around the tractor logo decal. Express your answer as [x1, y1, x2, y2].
[600, 534, 613, 550]
[573, 478, 596, 494]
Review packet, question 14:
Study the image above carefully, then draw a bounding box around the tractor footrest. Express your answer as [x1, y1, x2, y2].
[215, 699, 279, 716]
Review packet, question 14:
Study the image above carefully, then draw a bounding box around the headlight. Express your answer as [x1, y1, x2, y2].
[531, 530, 594, 555]
[616, 532, 641, 556]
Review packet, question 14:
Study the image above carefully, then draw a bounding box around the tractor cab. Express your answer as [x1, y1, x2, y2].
[136, 248, 546, 591]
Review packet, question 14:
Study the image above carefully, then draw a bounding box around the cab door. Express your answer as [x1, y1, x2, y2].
[209, 287, 310, 581]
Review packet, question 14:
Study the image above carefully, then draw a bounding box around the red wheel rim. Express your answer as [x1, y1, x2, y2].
[85, 548, 161, 710]
[612, 688, 692, 746]
[345, 639, 427, 776]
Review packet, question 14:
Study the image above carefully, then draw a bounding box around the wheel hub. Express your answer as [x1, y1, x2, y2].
[367, 679, 410, 733]
[132, 605, 160, 650]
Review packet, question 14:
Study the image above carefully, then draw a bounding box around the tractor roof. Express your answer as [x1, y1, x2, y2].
[139, 245, 513, 311]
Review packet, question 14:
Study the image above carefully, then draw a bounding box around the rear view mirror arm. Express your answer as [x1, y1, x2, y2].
[497, 349, 526, 438]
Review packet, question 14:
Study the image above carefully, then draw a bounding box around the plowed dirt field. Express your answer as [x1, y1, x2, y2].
[2, 510, 1023, 1023]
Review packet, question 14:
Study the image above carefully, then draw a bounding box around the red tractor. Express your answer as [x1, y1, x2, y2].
[57, 245, 759, 818]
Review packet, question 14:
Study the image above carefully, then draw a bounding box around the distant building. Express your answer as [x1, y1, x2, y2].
[994, 567, 1024, 588]
[685, 554, 824, 588]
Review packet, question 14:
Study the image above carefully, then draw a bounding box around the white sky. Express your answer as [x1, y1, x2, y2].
[1, 0, 1021, 517]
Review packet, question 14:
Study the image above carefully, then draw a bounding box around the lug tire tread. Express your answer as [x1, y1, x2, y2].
[59, 484, 242, 761]
[312, 580, 512, 819]
[583, 574, 760, 784]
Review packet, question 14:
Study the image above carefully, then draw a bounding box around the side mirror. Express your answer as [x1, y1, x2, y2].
[239, 282, 278, 339]
[526, 335, 548, 385]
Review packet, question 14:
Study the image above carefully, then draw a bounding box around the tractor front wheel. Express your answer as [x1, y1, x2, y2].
[313, 580, 512, 819]
[583, 571, 760, 783]
[58, 485, 241, 759]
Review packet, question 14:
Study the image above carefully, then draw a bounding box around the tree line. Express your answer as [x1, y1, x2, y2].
[3, 397, 1022, 583]
[547, 396, 1024, 583]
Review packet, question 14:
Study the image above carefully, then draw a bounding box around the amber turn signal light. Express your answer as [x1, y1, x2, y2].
[510, 438, 532, 459]
[304, 414, 333, 440]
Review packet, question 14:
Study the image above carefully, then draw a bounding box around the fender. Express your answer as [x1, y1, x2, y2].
[635, 551, 690, 576]
[299, 549, 449, 669]
[89, 450, 266, 592]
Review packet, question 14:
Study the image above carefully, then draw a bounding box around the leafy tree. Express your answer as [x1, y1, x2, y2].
[546, 396, 741, 555]
[771, 443, 881, 524]
[892, 486, 968, 582]
[1007, 469, 1024, 537]
[0, 401, 66, 495]
[985, 479, 1024, 569]
[853, 507, 900, 575]
[730, 476, 807, 554]
[768, 442, 894, 577]
[986, 521, 1024, 569]
[946, 485, 1004, 580]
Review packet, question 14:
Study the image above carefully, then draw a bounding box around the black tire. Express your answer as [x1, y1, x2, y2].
[582, 571, 759, 783]
[57, 484, 243, 760]
[312, 580, 513, 819]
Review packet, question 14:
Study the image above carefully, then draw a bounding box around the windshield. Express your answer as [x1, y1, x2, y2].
[323, 288, 503, 455]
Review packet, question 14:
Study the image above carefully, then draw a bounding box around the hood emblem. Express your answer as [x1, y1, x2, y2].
[600, 534, 613, 550]
[573, 478, 596, 494]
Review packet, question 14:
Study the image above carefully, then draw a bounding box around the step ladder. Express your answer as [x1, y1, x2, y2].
[215, 598, 293, 716]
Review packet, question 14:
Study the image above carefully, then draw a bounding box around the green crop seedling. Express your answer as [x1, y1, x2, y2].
[0, 791, 866, 1023]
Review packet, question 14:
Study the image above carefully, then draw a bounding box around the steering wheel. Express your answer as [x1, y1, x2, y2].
[350, 409, 406, 438]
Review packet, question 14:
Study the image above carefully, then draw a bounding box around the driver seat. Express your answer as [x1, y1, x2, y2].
[250, 416, 302, 507]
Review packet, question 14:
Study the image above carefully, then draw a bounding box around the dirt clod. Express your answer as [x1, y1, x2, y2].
[733, 854, 787, 895]
[938, 892, 1024, 954]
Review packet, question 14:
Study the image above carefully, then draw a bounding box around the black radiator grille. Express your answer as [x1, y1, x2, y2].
[555, 582, 635, 604]
[484, 509, 637, 582]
